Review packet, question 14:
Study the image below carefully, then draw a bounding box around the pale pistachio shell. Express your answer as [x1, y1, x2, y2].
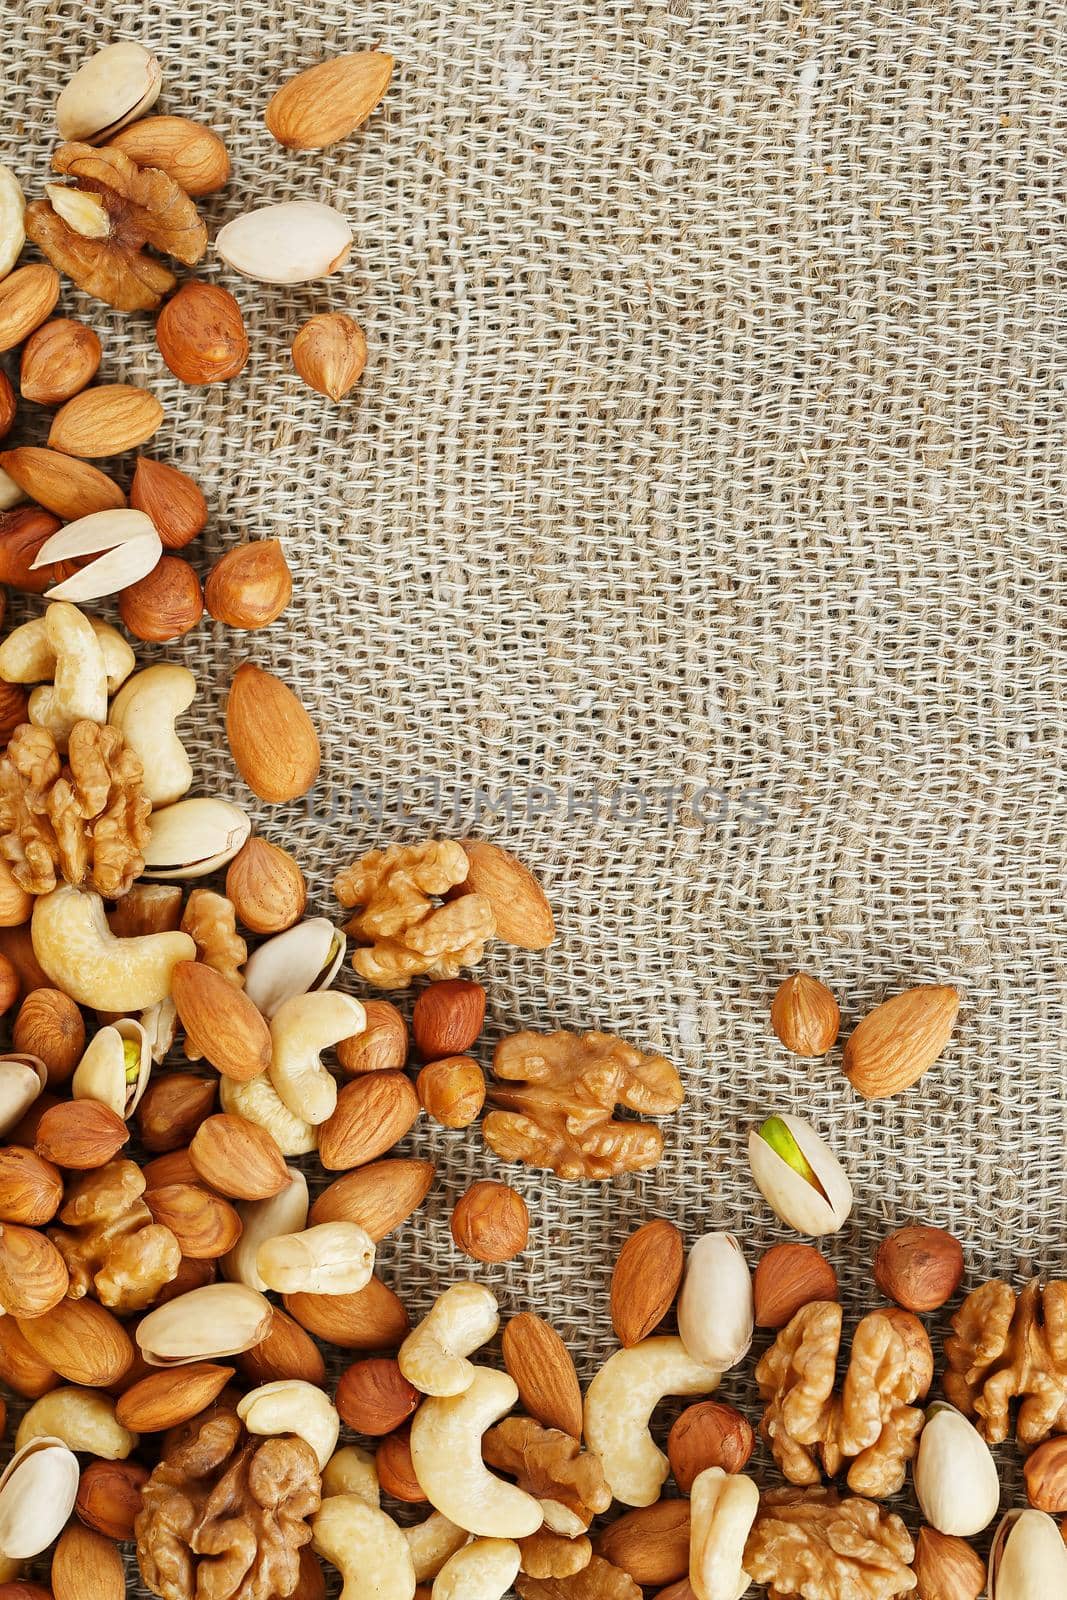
[16, 1386, 137, 1459]
[432, 1538, 519, 1600]
[746, 1113, 853, 1236]
[136, 1282, 274, 1367]
[677, 1233, 753, 1371]
[0, 1055, 47, 1136]
[989, 1508, 1067, 1598]
[238, 1380, 339, 1469]
[32, 886, 195, 1012]
[268, 989, 365, 1125]
[244, 918, 345, 1019]
[109, 663, 196, 807]
[0, 1436, 79, 1558]
[143, 797, 251, 878]
[689, 1467, 758, 1600]
[56, 41, 162, 142]
[0, 467, 25, 510]
[219, 1071, 318, 1157]
[406, 1513, 469, 1581]
[72, 1018, 150, 1118]
[33, 509, 162, 603]
[314, 1495, 416, 1600]
[322, 1445, 379, 1506]
[141, 998, 178, 1064]
[256, 1221, 375, 1297]
[216, 201, 352, 284]
[913, 1404, 1000, 1537]
[0, 165, 25, 282]
[223, 1167, 309, 1292]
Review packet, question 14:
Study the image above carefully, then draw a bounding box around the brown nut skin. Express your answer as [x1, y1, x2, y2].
[34, 1100, 129, 1168]
[667, 1402, 755, 1493]
[118, 554, 204, 641]
[205, 540, 293, 630]
[137, 1073, 218, 1153]
[0, 1145, 64, 1224]
[0, 687, 30, 752]
[412, 979, 486, 1061]
[596, 1499, 690, 1585]
[0, 952, 18, 1015]
[0, 1315, 58, 1397]
[912, 1527, 986, 1600]
[225, 836, 306, 934]
[375, 1425, 425, 1502]
[336, 1357, 420, 1436]
[13, 987, 85, 1083]
[754, 1242, 840, 1328]
[17, 1297, 133, 1387]
[873, 1225, 964, 1313]
[110, 116, 231, 196]
[189, 1114, 290, 1200]
[129, 456, 208, 550]
[51, 1520, 125, 1600]
[417, 1056, 486, 1129]
[155, 281, 249, 384]
[226, 661, 321, 804]
[451, 1180, 529, 1263]
[336, 1001, 408, 1076]
[0, 505, 67, 593]
[19, 318, 102, 405]
[76, 1458, 148, 1539]
[610, 1218, 683, 1347]
[0, 370, 14, 438]
[238, 1306, 326, 1389]
[1024, 1435, 1067, 1512]
[318, 1072, 420, 1172]
[291, 312, 367, 401]
[770, 972, 841, 1055]
[143, 1182, 243, 1259]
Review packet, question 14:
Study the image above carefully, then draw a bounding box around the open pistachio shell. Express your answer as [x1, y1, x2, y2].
[141, 998, 178, 1064]
[989, 1508, 1067, 1597]
[223, 1168, 309, 1292]
[243, 918, 345, 1019]
[142, 797, 251, 879]
[746, 1113, 852, 1236]
[136, 1282, 274, 1367]
[0, 1055, 47, 1136]
[913, 1403, 1000, 1537]
[72, 1018, 150, 1118]
[56, 41, 163, 143]
[0, 1435, 79, 1558]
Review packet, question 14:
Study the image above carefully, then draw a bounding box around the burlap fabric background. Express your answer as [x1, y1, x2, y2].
[1, 0, 1064, 1592]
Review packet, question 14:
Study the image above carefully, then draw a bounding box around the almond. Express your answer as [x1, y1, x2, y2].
[0, 505, 72, 592]
[291, 311, 367, 401]
[0, 1146, 63, 1224]
[844, 984, 960, 1100]
[610, 1219, 683, 1347]
[156, 281, 249, 385]
[110, 115, 230, 195]
[141, 1148, 201, 1190]
[501, 1313, 583, 1439]
[336, 1000, 408, 1077]
[129, 456, 208, 549]
[0, 684, 29, 747]
[48, 383, 164, 458]
[770, 972, 841, 1056]
[0, 1315, 58, 1398]
[205, 540, 293, 629]
[171, 961, 272, 1082]
[0, 263, 61, 352]
[226, 662, 320, 802]
[376, 1426, 424, 1502]
[308, 1157, 435, 1238]
[318, 1071, 421, 1171]
[412, 978, 486, 1060]
[873, 1225, 964, 1313]
[115, 1361, 234, 1432]
[265, 50, 394, 150]
[753, 1242, 839, 1328]
[0, 371, 13, 439]
[284, 1276, 409, 1349]
[144, 1183, 242, 1259]
[0, 448, 124, 521]
[667, 1401, 755, 1492]
[20, 319, 102, 405]
[75, 1459, 147, 1540]
[118, 554, 203, 641]
[238, 1306, 326, 1388]
[336, 1357, 419, 1435]
[456, 839, 555, 948]
[0, 1223, 69, 1317]
[51, 1521, 125, 1600]
[17, 1297, 133, 1386]
[596, 1500, 690, 1585]
[189, 1113, 290, 1200]
[34, 1100, 129, 1168]
[136, 1072, 217, 1152]
[225, 836, 306, 933]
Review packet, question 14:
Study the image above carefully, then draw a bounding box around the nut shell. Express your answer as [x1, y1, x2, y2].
[754, 1241, 839, 1328]
[226, 662, 320, 803]
[205, 540, 292, 630]
[155, 281, 249, 384]
[118, 554, 203, 641]
[874, 1226, 964, 1313]
[770, 973, 840, 1055]
[225, 836, 306, 934]
[450, 1180, 529, 1262]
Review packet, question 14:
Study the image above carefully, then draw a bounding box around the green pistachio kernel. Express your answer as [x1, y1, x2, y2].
[123, 1039, 141, 1085]
[758, 1116, 821, 1190]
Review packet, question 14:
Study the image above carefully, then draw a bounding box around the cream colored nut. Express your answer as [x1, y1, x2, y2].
[32, 509, 162, 603]
[584, 1337, 721, 1507]
[257, 1220, 375, 1296]
[399, 1283, 500, 1398]
[216, 201, 352, 284]
[45, 184, 110, 240]
[16, 1386, 137, 1460]
[689, 1467, 758, 1600]
[0, 467, 25, 510]
[245, 918, 346, 1019]
[108, 664, 196, 807]
[4, 602, 109, 747]
[432, 1538, 519, 1600]
[747, 1113, 853, 1236]
[0, 1055, 47, 1136]
[0, 611, 132, 694]
[223, 1167, 308, 1291]
[0, 1436, 79, 1559]
[989, 1507, 1067, 1598]
[323, 1446, 380, 1507]
[220, 1071, 318, 1157]
[56, 40, 162, 142]
[142, 797, 251, 879]
[406, 1513, 469, 1581]
[141, 997, 178, 1064]
[33, 886, 195, 1012]
[409, 1367, 543, 1538]
[677, 1233, 754, 1371]
[136, 1282, 273, 1367]
[913, 1403, 1000, 1537]
[238, 1379, 340, 1470]
[0, 165, 25, 282]
[72, 1017, 150, 1118]
[269, 989, 365, 1125]
[314, 1493, 416, 1600]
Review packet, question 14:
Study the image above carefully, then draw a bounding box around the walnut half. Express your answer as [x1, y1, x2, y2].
[944, 1277, 1067, 1444]
[743, 1487, 916, 1600]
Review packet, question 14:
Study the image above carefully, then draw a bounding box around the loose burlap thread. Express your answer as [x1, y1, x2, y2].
[2, 0, 1065, 1592]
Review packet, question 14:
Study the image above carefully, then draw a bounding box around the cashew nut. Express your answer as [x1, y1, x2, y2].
[313, 1493, 416, 1600]
[223, 1168, 308, 1292]
[399, 1283, 500, 1398]
[32, 886, 195, 1011]
[409, 1367, 543, 1538]
[108, 663, 196, 807]
[0, 603, 108, 748]
[0, 611, 132, 694]
[219, 1072, 318, 1157]
[237, 1380, 339, 1470]
[432, 1539, 519, 1600]
[15, 1386, 137, 1460]
[323, 1446, 379, 1507]
[0, 164, 25, 281]
[269, 989, 366, 1125]
[406, 1513, 469, 1581]
[689, 1467, 758, 1600]
[583, 1337, 721, 1507]
[257, 1221, 375, 1296]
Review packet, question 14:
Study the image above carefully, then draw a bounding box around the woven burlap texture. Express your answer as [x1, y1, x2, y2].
[2, 0, 1065, 1593]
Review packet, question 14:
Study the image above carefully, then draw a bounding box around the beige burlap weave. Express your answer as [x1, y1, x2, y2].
[1, 0, 1064, 1591]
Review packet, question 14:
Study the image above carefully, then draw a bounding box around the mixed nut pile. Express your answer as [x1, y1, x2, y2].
[0, 29, 1058, 1600]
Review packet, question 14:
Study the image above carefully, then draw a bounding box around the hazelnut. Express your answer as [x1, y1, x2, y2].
[873, 1225, 964, 1313]
[12, 987, 85, 1083]
[129, 456, 208, 550]
[76, 1458, 148, 1539]
[155, 280, 249, 384]
[375, 1426, 425, 1502]
[337, 1000, 409, 1076]
[912, 1527, 986, 1600]
[137, 1072, 218, 1152]
[0, 370, 14, 438]
[0, 953, 18, 1016]
[450, 1179, 528, 1263]
[225, 836, 307, 933]
[118, 554, 204, 641]
[19, 318, 101, 404]
[770, 972, 841, 1055]
[754, 1241, 839, 1328]
[291, 311, 367, 401]
[667, 1401, 755, 1492]
[204, 540, 293, 631]
[335, 1357, 419, 1435]
[416, 1056, 486, 1129]
[412, 979, 486, 1061]
[1024, 1435, 1067, 1513]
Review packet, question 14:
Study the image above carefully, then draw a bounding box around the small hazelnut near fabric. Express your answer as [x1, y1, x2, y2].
[412, 978, 486, 1060]
[450, 1179, 529, 1263]
[874, 1225, 964, 1313]
[155, 280, 249, 384]
[118, 555, 204, 642]
[416, 1056, 486, 1129]
[291, 311, 367, 401]
[770, 972, 841, 1055]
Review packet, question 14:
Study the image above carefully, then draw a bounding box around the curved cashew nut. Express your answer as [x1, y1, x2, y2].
[15, 1386, 137, 1460]
[399, 1283, 500, 1398]
[257, 1221, 375, 1296]
[323, 1446, 379, 1507]
[406, 1513, 469, 1581]
[269, 990, 366, 1125]
[432, 1538, 519, 1600]
[223, 1168, 308, 1292]
[108, 663, 196, 807]
[237, 1380, 339, 1470]
[689, 1468, 759, 1600]
[409, 1367, 543, 1539]
[313, 1493, 416, 1600]
[0, 613, 132, 695]
[5, 603, 108, 748]
[583, 1337, 721, 1507]
[32, 886, 195, 1011]
[219, 1072, 318, 1157]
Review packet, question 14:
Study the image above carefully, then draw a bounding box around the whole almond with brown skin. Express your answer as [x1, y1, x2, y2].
[0, 263, 61, 351]
[153, 1256, 216, 1306]
[0, 685, 29, 748]
[308, 1157, 435, 1238]
[770, 972, 840, 1056]
[51, 1522, 125, 1600]
[456, 839, 555, 948]
[610, 1218, 683, 1347]
[20, 319, 102, 405]
[912, 1527, 986, 1600]
[413, 979, 486, 1060]
[0, 925, 52, 996]
[416, 1056, 485, 1129]
[0, 371, 13, 438]
[0, 1145, 63, 1224]
[115, 1361, 235, 1431]
[144, 1183, 242, 1258]
[156, 282, 249, 385]
[667, 1402, 755, 1492]
[49, 383, 164, 457]
[336, 1000, 408, 1076]
[318, 1071, 421, 1171]
[0, 446, 125, 521]
[0, 1223, 69, 1317]
[111, 115, 231, 195]
[596, 1500, 690, 1585]
[1023, 1435, 1067, 1512]
[14, 987, 85, 1082]
[501, 1313, 583, 1439]
[336, 1357, 419, 1435]
[451, 1180, 528, 1262]
[9, 1089, 60, 1150]
[0, 1315, 58, 1397]
[119, 554, 204, 641]
[239, 1306, 326, 1388]
[0, 1584, 51, 1600]
[873, 1225, 963, 1313]
[129, 456, 207, 549]
[292, 312, 367, 400]
[189, 1114, 290, 1200]
[375, 1425, 425, 1502]
[0, 953, 17, 1014]
[35, 1100, 129, 1168]
[76, 1459, 147, 1539]
[844, 984, 960, 1100]
[205, 539, 293, 630]
[285, 1276, 409, 1350]
[142, 1148, 201, 1189]
[226, 662, 320, 801]
[137, 1072, 217, 1152]
[0, 505, 72, 592]
[754, 1242, 839, 1328]
[171, 961, 272, 1081]
[225, 836, 306, 933]
[18, 1297, 133, 1386]
[266, 51, 394, 150]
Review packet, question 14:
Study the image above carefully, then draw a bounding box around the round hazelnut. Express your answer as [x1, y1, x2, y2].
[225, 836, 307, 934]
[204, 540, 292, 630]
[335, 1358, 419, 1436]
[76, 1459, 148, 1539]
[0, 953, 18, 1016]
[12, 987, 85, 1083]
[450, 1180, 529, 1263]
[337, 1000, 408, 1076]
[292, 312, 367, 401]
[754, 1242, 839, 1328]
[770, 972, 841, 1055]
[137, 1072, 218, 1153]
[416, 1056, 485, 1129]
[667, 1401, 755, 1492]
[375, 1426, 425, 1502]
[1024, 1435, 1067, 1513]
[155, 280, 249, 384]
[873, 1225, 964, 1313]
[412, 979, 486, 1061]
[118, 555, 204, 642]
